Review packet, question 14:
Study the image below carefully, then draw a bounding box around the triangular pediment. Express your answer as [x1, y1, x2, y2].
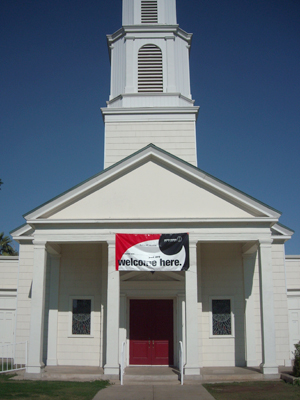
[45, 161, 256, 219]
[18, 145, 281, 228]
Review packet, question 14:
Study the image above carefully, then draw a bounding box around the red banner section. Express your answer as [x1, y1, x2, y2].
[116, 233, 189, 271]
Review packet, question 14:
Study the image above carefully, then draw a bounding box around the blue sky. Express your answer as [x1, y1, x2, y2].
[1, 0, 299, 254]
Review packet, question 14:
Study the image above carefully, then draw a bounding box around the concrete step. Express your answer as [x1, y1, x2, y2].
[123, 376, 180, 385]
[123, 371, 181, 385]
[41, 373, 106, 381]
[201, 373, 280, 382]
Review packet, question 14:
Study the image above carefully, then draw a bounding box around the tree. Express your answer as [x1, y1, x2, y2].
[0, 232, 18, 256]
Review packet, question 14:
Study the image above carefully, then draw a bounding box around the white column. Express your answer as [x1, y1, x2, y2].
[177, 294, 185, 367]
[104, 240, 120, 375]
[119, 294, 127, 367]
[184, 241, 201, 375]
[166, 37, 176, 92]
[258, 240, 278, 374]
[197, 244, 203, 368]
[109, 44, 115, 101]
[243, 250, 258, 367]
[26, 241, 48, 374]
[125, 38, 135, 93]
[46, 254, 60, 366]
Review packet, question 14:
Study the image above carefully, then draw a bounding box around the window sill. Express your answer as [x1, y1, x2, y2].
[68, 335, 95, 338]
[209, 335, 235, 339]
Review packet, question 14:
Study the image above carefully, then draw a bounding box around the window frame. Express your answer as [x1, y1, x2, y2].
[68, 296, 94, 338]
[209, 296, 235, 338]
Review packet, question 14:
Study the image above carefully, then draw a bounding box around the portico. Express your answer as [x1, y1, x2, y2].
[13, 170, 286, 377]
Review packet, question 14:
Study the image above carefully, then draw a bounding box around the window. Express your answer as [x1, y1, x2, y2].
[210, 297, 234, 337]
[69, 297, 94, 337]
[138, 44, 163, 93]
[141, 1, 158, 24]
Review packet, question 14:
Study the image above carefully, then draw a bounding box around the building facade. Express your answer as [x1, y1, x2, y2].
[1, 0, 298, 378]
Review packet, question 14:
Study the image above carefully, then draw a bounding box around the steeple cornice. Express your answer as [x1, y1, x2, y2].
[107, 25, 192, 49]
[102, 105, 199, 116]
[104, 92, 198, 109]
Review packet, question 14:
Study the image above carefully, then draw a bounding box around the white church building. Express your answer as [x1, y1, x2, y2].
[1, 0, 300, 379]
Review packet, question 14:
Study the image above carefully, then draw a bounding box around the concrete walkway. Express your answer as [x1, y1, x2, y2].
[93, 384, 215, 400]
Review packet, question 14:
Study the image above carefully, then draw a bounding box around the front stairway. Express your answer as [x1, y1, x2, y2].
[15, 365, 284, 384]
[122, 366, 282, 385]
[123, 367, 181, 385]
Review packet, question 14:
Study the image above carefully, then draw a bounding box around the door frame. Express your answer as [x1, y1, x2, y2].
[129, 299, 174, 366]
[126, 296, 178, 366]
[119, 281, 186, 370]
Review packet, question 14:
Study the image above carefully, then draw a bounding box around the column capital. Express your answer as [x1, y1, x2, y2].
[33, 240, 47, 248]
[189, 240, 198, 247]
[165, 36, 175, 41]
[259, 238, 272, 247]
[107, 239, 115, 247]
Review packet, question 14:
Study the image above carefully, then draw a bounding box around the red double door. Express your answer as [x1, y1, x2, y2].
[130, 299, 174, 365]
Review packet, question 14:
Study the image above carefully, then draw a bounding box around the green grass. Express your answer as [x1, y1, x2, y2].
[204, 381, 300, 400]
[0, 373, 110, 400]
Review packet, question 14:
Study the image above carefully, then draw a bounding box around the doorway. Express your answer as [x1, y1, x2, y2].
[129, 299, 174, 365]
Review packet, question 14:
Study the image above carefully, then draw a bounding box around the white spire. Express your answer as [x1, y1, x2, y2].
[122, 0, 177, 26]
[101, 0, 199, 168]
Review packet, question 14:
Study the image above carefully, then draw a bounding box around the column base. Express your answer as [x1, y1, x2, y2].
[260, 364, 279, 375]
[26, 365, 43, 374]
[184, 366, 201, 375]
[104, 364, 120, 376]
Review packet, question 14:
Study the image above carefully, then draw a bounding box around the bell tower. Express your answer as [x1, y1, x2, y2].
[101, 0, 199, 168]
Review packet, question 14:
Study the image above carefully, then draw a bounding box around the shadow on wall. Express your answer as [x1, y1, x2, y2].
[199, 242, 247, 367]
[42, 243, 106, 366]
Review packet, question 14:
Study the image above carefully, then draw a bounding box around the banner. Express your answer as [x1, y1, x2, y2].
[116, 233, 189, 271]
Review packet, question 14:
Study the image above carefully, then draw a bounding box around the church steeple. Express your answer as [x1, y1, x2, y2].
[101, 0, 199, 168]
[122, 0, 177, 26]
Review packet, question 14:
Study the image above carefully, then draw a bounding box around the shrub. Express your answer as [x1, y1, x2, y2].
[293, 342, 300, 377]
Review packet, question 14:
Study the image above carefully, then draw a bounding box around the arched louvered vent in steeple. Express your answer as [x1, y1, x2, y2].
[141, 1, 158, 24]
[138, 44, 163, 93]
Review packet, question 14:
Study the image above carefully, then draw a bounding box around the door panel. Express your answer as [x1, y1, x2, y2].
[130, 299, 173, 365]
[130, 340, 152, 364]
[152, 340, 169, 365]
